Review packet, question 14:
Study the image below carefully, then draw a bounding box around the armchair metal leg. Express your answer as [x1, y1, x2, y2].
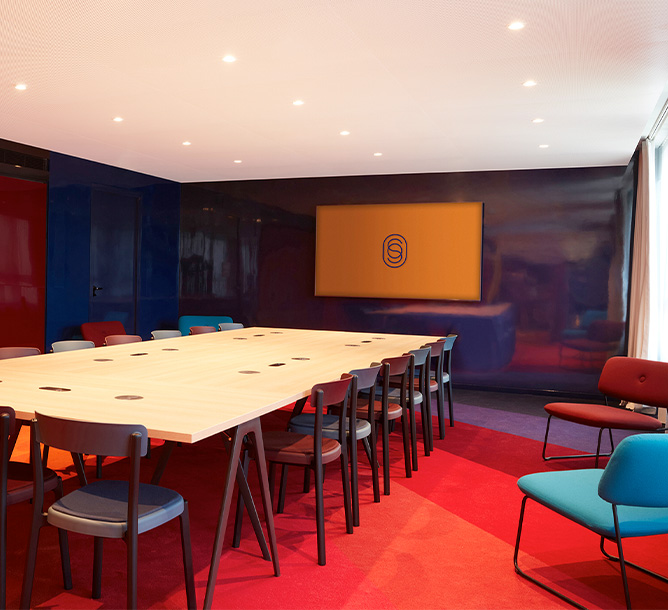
[542, 415, 614, 465]
[513, 496, 587, 610]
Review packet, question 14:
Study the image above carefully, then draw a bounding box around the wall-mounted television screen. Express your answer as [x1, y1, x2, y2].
[315, 201, 483, 300]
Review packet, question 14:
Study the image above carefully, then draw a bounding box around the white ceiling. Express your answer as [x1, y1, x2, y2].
[2, 0, 668, 183]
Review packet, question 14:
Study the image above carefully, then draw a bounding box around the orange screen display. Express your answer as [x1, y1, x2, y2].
[315, 202, 483, 300]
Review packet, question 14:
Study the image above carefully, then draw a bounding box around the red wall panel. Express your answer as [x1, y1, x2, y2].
[0, 176, 47, 351]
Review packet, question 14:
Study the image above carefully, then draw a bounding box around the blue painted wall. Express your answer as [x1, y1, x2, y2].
[46, 152, 180, 347]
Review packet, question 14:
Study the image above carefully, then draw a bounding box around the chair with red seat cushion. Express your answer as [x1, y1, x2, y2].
[188, 325, 217, 335]
[1, 407, 71, 608]
[0, 347, 40, 359]
[81, 321, 126, 347]
[543, 356, 668, 466]
[104, 334, 142, 346]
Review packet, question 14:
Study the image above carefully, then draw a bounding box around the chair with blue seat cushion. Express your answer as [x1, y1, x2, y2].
[1, 407, 71, 609]
[542, 356, 667, 466]
[51, 340, 95, 352]
[515, 433, 668, 609]
[178, 315, 233, 336]
[21, 413, 196, 609]
[432, 334, 457, 434]
[289, 365, 381, 526]
[389, 347, 431, 467]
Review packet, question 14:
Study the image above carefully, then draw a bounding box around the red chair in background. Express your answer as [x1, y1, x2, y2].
[81, 321, 126, 347]
[543, 356, 668, 466]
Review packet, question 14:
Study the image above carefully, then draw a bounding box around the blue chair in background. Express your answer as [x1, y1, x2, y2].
[515, 434, 668, 609]
[177, 315, 233, 336]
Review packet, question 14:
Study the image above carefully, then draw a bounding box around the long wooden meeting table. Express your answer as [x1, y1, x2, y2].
[0, 326, 442, 608]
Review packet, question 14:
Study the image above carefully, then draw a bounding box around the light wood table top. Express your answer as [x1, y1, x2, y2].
[0, 327, 441, 443]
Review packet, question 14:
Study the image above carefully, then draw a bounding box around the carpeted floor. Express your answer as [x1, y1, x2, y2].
[5, 393, 667, 609]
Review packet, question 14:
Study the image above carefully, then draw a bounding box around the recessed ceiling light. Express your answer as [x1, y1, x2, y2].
[340, 130, 350, 136]
[14, 83, 27, 91]
[539, 144, 549, 148]
[222, 55, 237, 63]
[523, 80, 537, 87]
[233, 159, 242, 164]
[373, 152, 383, 157]
[532, 118, 544, 123]
[113, 116, 124, 122]
[182, 141, 192, 146]
[508, 21, 525, 30]
[293, 99, 304, 106]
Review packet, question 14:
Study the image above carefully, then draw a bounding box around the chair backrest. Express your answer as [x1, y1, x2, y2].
[424, 340, 444, 375]
[150, 330, 182, 340]
[439, 334, 457, 374]
[1, 406, 16, 444]
[0, 347, 40, 360]
[598, 434, 668, 507]
[218, 322, 244, 331]
[381, 354, 414, 406]
[51, 340, 95, 352]
[81, 321, 126, 347]
[189, 326, 217, 335]
[104, 334, 142, 346]
[310, 374, 353, 449]
[178, 315, 232, 336]
[34, 412, 148, 458]
[349, 364, 381, 393]
[598, 357, 668, 410]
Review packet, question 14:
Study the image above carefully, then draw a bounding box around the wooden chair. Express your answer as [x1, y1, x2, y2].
[434, 334, 457, 433]
[104, 334, 142, 345]
[288, 366, 382, 526]
[188, 326, 217, 335]
[21, 413, 196, 609]
[543, 356, 667, 466]
[1, 407, 70, 609]
[264, 375, 354, 565]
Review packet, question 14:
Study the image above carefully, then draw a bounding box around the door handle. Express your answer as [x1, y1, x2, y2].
[92, 285, 104, 297]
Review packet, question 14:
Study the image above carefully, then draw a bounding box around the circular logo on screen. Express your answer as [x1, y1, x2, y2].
[382, 234, 407, 268]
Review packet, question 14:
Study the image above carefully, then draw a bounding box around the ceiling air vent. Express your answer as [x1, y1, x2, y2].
[0, 147, 49, 172]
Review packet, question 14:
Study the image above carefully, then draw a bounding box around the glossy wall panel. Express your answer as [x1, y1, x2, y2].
[0, 176, 47, 350]
[46, 153, 180, 348]
[182, 162, 634, 396]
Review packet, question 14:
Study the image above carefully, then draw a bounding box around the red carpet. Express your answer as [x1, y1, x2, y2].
[5, 411, 668, 609]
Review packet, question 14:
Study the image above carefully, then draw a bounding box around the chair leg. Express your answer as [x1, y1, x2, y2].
[362, 437, 380, 503]
[446, 381, 454, 427]
[277, 465, 289, 514]
[401, 411, 412, 478]
[314, 464, 326, 566]
[55, 480, 72, 591]
[303, 467, 310, 492]
[350, 440, 360, 527]
[127, 529, 138, 610]
[93, 536, 103, 599]
[382, 418, 391, 495]
[19, 497, 48, 609]
[435, 381, 445, 438]
[340, 452, 353, 535]
[513, 495, 587, 610]
[180, 501, 197, 610]
[420, 400, 430, 457]
[409, 401, 418, 471]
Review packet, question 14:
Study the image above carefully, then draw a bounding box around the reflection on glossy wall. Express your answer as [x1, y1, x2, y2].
[182, 162, 634, 396]
[0, 175, 47, 350]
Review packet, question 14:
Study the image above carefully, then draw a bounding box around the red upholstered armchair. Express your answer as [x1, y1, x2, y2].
[80, 321, 126, 347]
[543, 356, 668, 466]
